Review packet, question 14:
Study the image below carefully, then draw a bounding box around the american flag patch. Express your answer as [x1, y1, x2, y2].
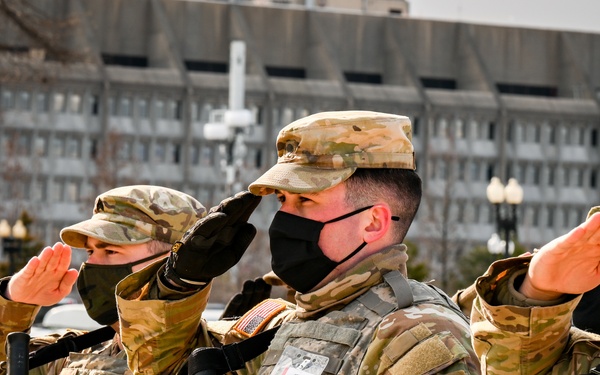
[233, 299, 287, 337]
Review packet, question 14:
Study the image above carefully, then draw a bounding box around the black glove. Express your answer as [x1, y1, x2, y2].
[164, 191, 262, 289]
[220, 277, 272, 319]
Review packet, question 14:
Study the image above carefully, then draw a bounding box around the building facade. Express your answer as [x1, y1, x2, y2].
[0, 0, 598, 273]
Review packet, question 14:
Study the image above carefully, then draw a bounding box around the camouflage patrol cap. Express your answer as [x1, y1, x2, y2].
[249, 110, 415, 195]
[60, 185, 206, 248]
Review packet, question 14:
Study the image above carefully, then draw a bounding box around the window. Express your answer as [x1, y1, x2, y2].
[547, 207, 554, 228]
[2, 90, 14, 109]
[436, 118, 448, 138]
[485, 163, 495, 181]
[136, 140, 150, 162]
[266, 66, 306, 79]
[458, 160, 466, 181]
[69, 94, 82, 113]
[66, 181, 80, 202]
[17, 91, 31, 111]
[120, 98, 132, 117]
[155, 142, 166, 163]
[101, 54, 148, 67]
[413, 116, 420, 137]
[532, 165, 541, 185]
[90, 95, 100, 116]
[32, 179, 47, 202]
[547, 167, 554, 186]
[174, 100, 182, 120]
[65, 137, 80, 158]
[190, 144, 200, 165]
[533, 124, 541, 143]
[454, 118, 464, 139]
[487, 121, 495, 140]
[548, 125, 556, 145]
[507, 121, 514, 142]
[531, 207, 539, 227]
[172, 143, 181, 164]
[420, 77, 456, 90]
[37, 93, 49, 113]
[138, 98, 148, 118]
[497, 83, 557, 97]
[50, 179, 64, 202]
[118, 140, 131, 161]
[344, 71, 381, 84]
[17, 133, 31, 156]
[155, 100, 165, 119]
[53, 93, 65, 113]
[470, 161, 480, 181]
[51, 137, 65, 157]
[34, 135, 47, 157]
[184, 60, 227, 73]
[201, 146, 213, 166]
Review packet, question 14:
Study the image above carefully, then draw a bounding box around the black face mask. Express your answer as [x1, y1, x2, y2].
[77, 251, 168, 326]
[269, 206, 374, 294]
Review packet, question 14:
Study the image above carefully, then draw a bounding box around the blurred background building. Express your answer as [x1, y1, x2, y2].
[0, 0, 598, 290]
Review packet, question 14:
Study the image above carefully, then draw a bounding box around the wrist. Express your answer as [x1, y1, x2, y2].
[519, 276, 563, 301]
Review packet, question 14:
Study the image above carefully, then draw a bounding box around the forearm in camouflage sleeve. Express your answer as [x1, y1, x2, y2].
[472, 257, 581, 374]
[0, 278, 40, 362]
[117, 260, 214, 374]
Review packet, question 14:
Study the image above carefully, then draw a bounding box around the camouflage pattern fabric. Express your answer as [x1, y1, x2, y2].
[61, 185, 206, 248]
[471, 256, 600, 374]
[249, 111, 415, 195]
[116, 245, 479, 374]
[267, 245, 478, 374]
[0, 277, 40, 364]
[116, 260, 215, 374]
[0, 278, 122, 375]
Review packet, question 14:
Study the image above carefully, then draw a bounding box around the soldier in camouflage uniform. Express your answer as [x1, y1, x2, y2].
[115, 111, 481, 374]
[0, 185, 206, 374]
[455, 206, 600, 374]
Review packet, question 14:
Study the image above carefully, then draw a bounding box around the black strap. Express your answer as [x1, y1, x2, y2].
[186, 326, 280, 375]
[28, 325, 115, 369]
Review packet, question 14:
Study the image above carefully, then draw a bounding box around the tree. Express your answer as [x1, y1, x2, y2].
[451, 240, 528, 292]
[405, 239, 430, 282]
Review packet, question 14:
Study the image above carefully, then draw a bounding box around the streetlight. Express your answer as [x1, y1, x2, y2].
[0, 219, 27, 275]
[486, 177, 523, 258]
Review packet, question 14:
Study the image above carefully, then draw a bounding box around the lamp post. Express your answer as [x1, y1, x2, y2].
[486, 177, 523, 258]
[0, 219, 27, 275]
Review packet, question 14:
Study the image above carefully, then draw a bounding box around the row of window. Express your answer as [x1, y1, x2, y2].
[1, 89, 273, 126]
[5, 88, 599, 148]
[422, 199, 589, 231]
[425, 116, 599, 147]
[2, 177, 223, 209]
[0, 130, 264, 169]
[426, 157, 598, 189]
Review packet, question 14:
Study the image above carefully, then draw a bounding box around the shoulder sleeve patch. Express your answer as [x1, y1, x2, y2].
[232, 299, 288, 337]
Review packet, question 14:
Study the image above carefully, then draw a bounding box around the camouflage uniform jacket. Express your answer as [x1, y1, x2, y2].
[116, 245, 480, 374]
[0, 278, 128, 375]
[471, 256, 600, 374]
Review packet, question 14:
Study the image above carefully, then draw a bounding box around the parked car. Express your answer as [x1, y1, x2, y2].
[30, 303, 101, 336]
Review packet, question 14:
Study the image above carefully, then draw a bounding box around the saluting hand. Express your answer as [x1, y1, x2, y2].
[520, 212, 600, 300]
[6, 242, 79, 306]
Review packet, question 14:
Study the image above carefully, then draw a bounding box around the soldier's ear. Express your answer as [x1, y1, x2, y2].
[362, 204, 393, 244]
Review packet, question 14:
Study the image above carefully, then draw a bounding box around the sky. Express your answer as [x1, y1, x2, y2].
[409, 0, 600, 34]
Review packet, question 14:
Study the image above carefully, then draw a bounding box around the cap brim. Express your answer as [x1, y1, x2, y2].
[249, 163, 356, 196]
[60, 219, 152, 249]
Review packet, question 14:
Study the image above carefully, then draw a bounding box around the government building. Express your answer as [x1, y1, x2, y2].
[1, 0, 598, 280]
